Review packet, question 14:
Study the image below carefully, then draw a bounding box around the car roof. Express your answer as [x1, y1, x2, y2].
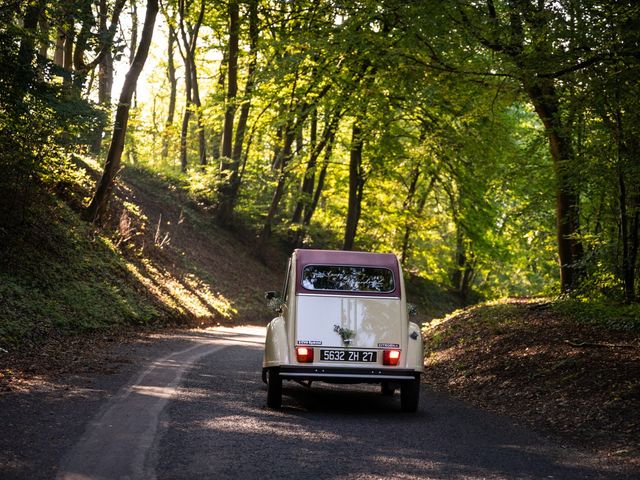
[295, 249, 398, 268]
[293, 249, 401, 297]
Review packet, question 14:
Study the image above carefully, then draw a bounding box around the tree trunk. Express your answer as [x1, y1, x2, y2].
[231, 0, 258, 163]
[17, 0, 42, 84]
[451, 223, 470, 296]
[292, 108, 342, 234]
[129, 0, 138, 63]
[91, 0, 115, 154]
[161, 28, 177, 160]
[220, 1, 239, 160]
[179, 53, 193, 172]
[343, 122, 365, 251]
[191, 59, 207, 166]
[84, 0, 159, 223]
[302, 132, 335, 229]
[54, 27, 65, 66]
[523, 78, 584, 291]
[37, 12, 48, 60]
[216, 0, 258, 225]
[211, 46, 228, 162]
[175, 0, 205, 172]
[292, 108, 318, 225]
[73, 0, 127, 95]
[255, 128, 296, 256]
[62, 24, 74, 88]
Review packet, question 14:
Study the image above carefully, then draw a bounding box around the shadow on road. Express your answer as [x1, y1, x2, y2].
[158, 343, 634, 480]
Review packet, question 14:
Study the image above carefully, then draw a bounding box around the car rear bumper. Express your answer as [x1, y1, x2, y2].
[277, 365, 420, 383]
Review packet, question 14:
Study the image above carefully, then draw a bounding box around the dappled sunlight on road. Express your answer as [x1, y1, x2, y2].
[200, 415, 345, 443]
[56, 328, 265, 480]
[130, 385, 178, 399]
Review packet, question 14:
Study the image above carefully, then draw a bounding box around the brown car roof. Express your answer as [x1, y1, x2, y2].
[294, 249, 401, 297]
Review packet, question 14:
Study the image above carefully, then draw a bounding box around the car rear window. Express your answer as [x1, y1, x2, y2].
[301, 265, 395, 293]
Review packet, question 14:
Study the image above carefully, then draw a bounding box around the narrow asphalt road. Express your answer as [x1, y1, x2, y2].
[3, 327, 635, 479]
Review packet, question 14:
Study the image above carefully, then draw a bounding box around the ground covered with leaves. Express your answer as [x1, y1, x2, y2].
[422, 299, 640, 469]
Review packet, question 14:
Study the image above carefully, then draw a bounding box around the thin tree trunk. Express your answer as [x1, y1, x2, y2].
[62, 25, 74, 88]
[291, 108, 317, 225]
[211, 46, 228, 162]
[292, 108, 342, 230]
[73, 0, 127, 94]
[451, 222, 465, 292]
[220, 0, 239, 160]
[231, 0, 258, 163]
[619, 167, 633, 302]
[343, 122, 365, 251]
[179, 53, 192, 172]
[84, 0, 159, 223]
[216, 0, 258, 225]
[54, 27, 65, 66]
[161, 28, 177, 160]
[191, 59, 206, 166]
[302, 132, 335, 229]
[129, 0, 138, 63]
[91, 0, 115, 154]
[175, 0, 205, 171]
[17, 0, 42, 86]
[38, 13, 48, 60]
[255, 128, 296, 256]
[129, 0, 138, 108]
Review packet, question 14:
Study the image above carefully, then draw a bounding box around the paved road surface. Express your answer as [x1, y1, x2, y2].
[5, 327, 635, 479]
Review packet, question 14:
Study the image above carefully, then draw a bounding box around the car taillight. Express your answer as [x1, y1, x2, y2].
[383, 349, 401, 366]
[296, 346, 314, 363]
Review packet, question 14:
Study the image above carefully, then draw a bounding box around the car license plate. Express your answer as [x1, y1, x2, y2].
[320, 349, 377, 363]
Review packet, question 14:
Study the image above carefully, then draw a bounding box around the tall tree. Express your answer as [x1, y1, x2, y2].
[443, 0, 595, 290]
[219, 0, 239, 161]
[343, 121, 365, 250]
[216, 0, 259, 225]
[84, 0, 159, 223]
[171, 0, 206, 171]
[161, 27, 177, 160]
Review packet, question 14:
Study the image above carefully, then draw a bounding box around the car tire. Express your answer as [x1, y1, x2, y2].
[381, 381, 396, 396]
[266, 367, 282, 409]
[400, 377, 420, 412]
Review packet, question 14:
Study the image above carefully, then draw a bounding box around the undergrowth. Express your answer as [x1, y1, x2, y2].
[553, 297, 640, 332]
[0, 193, 171, 349]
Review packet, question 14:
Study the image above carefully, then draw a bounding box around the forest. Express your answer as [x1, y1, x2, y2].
[1, 0, 640, 309]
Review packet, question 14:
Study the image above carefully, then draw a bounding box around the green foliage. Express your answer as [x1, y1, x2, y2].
[0, 5, 100, 224]
[184, 164, 225, 206]
[4, 0, 640, 342]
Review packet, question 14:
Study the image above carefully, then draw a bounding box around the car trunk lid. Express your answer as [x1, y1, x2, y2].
[294, 295, 402, 349]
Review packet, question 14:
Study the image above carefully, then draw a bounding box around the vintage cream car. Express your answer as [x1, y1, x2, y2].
[262, 249, 423, 412]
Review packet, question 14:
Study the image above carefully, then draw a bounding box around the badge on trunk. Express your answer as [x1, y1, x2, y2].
[334, 324, 355, 345]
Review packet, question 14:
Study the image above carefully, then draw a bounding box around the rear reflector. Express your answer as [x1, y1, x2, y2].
[383, 349, 401, 366]
[296, 346, 314, 363]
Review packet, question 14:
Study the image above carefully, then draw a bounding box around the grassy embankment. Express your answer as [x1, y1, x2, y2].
[0, 159, 279, 353]
[423, 298, 640, 463]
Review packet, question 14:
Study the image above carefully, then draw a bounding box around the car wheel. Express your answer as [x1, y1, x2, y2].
[266, 367, 282, 409]
[381, 381, 396, 396]
[400, 377, 420, 412]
